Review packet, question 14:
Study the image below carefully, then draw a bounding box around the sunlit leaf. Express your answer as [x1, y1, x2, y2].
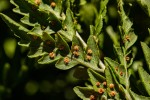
[71, 35, 85, 60]
[55, 33, 70, 56]
[138, 66, 150, 96]
[124, 31, 138, 50]
[141, 42, 150, 71]
[104, 57, 126, 85]
[86, 35, 100, 67]
[28, 42, 46, 58]
[38, 50, 62, 64]
[55, 54, 79, 70]
[73, 86, 98, 100]
[118, 0, 133, 35]
[129, 89, 150, 100]
[62, 8, 75, 38]
[104, 65, 120, 99]
[88, 69, 105, 90]
[136, 0, 150, 17]
[0, 13, 31, 45]
[113, 46, 124, 64]
[73, 66, 89, 80]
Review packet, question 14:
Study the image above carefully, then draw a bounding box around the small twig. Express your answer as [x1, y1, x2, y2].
[99, 60, 105, 70]
[73, 57, 104, 73]
[76, 31, 87, 49]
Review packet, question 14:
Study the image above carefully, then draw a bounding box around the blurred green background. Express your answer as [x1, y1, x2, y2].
[0, 0, 150, 100]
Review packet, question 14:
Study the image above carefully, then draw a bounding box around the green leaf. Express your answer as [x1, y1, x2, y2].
[71, 35, 85, 60]
[113, 45, 124, 64]
[94, 0, 109, 36]
[106, 26, 120, 46]
[42, 32, 55, 42]
[43, 26, 55, 35]
[95, 15, 103, 36]
[38, 49, 62, 64]
[86, 35, 100, 67]
[136, 0, 150, 17]
[124, 31, 138, 50]
[42, 32, 55, 52]
[90, 25, 95, 35]
[55, 33, 70, 56]
[73, 86, 98, 100]
[104, 57, 126, 85]
[88, 69, 105, 90]
[73, 66, 89, 80]
[38, 5, 62, 29]
[10, 0, 30, 14]
[141, 42, 150, 71]
[55, 54, 79, 70]
[28, 31, 52, 58]
[28, 24, 43, 36]
[62, 8, 75, 38]
[119, 85, 132, 100]
[52, 0, 63, 16]
[136, 80, 149, 96]
[129, 90, 150, 100]
[99, 0, 109, 15]
[20, 15, 36, 26]
[18, 40, 30, 47]
[138, 66, 150, 96]
[0, 13, 31, 43]
[98, 32, 104, 49]
[28, 42, 46, 58]
[11, 0, 61, 29]
[104, 65, 120, 99]
[12, 7, 27, 16]
[118, 0, 133, 35]
[58, 30, 72, 42]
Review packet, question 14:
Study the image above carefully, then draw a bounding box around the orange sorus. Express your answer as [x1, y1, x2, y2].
[87, 49, 92, 55]
[125, 56, 130, 61]
[125, 35, 130, 41]
[96, 82, 101, 87]
[98, 88, 105, 94]
[86, 55, 92, 61]
[35, 0, 41, 5]
[120, 71, 123, 76]
[109, 83, 114, 89]
[64, 57, 70, 65]
[110, 91, 116, 97]
[73, 45, 79, 51]
[50, 2, 56, 8]
[103, 81, 107, 86]
[90, 95, 95, 100]
[73, 51, 79, 58]
[49, 52, 55, 59]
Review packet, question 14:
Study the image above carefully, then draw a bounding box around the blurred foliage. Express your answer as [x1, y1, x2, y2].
[0, 0, 10, 12]
[0, 0, 150, 100]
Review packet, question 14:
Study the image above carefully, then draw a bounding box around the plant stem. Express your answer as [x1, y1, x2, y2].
[76, 31, 87, 49]
[123, 49, 132, 100]
[73, 57, 104, 73]
[99, 60, 105, 69]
